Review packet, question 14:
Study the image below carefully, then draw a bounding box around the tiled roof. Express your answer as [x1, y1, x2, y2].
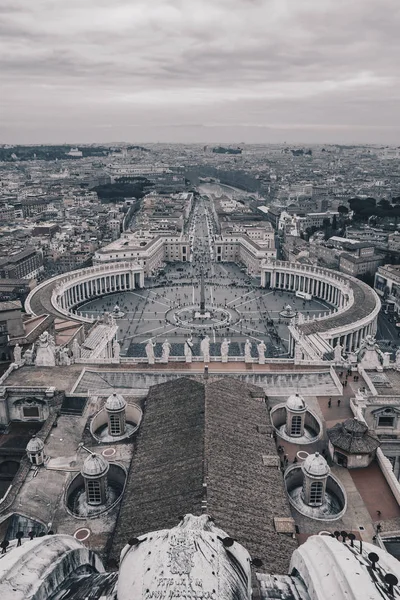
[109, 377, 297, 574]
[327, 418, 380, 454]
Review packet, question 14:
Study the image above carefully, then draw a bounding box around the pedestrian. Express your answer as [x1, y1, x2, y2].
[376, 510, 382, 517]
[377, 523, 382, 533]
[328, 398, 332, 408]
[1, 539, 9, 554]
[16, 530, 24, 547]
[28, 530, 35, 541]
[337, 399, 341, 407]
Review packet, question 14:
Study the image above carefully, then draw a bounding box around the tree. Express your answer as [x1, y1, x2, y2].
[378, 199, 391, 210]
[322, 218, 331, 229]
[337, 205, 349, 215]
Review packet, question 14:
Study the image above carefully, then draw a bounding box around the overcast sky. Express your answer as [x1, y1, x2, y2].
[1, 0, 399, 145]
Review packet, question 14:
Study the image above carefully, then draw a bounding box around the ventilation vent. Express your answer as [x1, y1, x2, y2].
[262, 454, 280, 467]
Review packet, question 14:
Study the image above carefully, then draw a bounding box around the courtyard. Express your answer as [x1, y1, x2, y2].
[79, 261, 331, 359]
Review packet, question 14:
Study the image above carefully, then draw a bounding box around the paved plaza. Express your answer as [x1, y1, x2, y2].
[79, 265, 331, 358]
[79, 197, 331, 359]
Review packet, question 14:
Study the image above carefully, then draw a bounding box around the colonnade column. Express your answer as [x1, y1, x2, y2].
[349, 332, 354, 352]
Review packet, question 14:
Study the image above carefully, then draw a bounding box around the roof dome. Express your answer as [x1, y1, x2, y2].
[81, 453, 109, 478]
[327, 418, 380, 454]
[105, 392, 126, 412]
[286, 393, 307, 412]
[26, 435, 44, 453]
[302, 452, 330, 477]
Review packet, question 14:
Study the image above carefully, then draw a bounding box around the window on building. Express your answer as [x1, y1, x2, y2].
[378, 415, 395, 427]
[23, 406, 40, 418]
[109, 414, 121, 436]
[291, 415, 302, 436]
[87, 479, 102, 504]
[309, 481, 323, 505]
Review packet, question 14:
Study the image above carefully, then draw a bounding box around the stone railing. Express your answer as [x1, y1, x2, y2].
[0, 362, 18, 385]
[377, 449, 400, 506]
[118, 355, 296, 365]
[357, 366, 378, 396]
[330, 366, 343, 394]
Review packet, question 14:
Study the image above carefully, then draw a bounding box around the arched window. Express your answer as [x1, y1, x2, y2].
[309, 481, 323, 505]
[291, 415, 302, 436]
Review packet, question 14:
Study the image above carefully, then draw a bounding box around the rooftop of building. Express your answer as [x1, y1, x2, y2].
[0, 300, 22, 312]
[365, 370, 400, 397]
[327, 419, 380, 454]
[340, 252, 384, 264]
[95, 229, 185, 254]
[378, 264, 400, 278]
[297, 271, 380, 336]
[109, 377, 297, 573]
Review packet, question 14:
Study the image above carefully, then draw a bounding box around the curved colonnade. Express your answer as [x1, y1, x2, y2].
[261, 260, 381, 353]
[25, 262, 145, 323]
[25, 259, 381, 357]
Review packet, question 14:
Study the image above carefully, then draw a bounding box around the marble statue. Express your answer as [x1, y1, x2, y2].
[161, 339, 171, 363]
[357, 334, 384, 371]
[103, 312, 116, 327]
[145, 339, 156, 365]
[35, 331, 56, 367]
[334, 343, 344, 363]
[72, 338, 81, 361]
[13, 343, 22, 365]
[200, 335, 210, 363]
[23, 345, 35, 366]
[396, 347, 400, 371]
[59, 347, 71, 366]
[383, 352, 391, 368]
[184, 336, 193, 363]
[257, 340, 266, 365]
[113, 339, 121, 360]
[244, 339, 252, 363]
[48, 333, 56, 350]
[297, 312, 305, 325]
[220, 338, 230, 363]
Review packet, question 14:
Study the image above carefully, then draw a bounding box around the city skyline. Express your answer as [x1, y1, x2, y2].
[1, 0, 400, 144]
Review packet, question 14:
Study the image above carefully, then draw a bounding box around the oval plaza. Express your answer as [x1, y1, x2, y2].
[25, 253, 380, 362]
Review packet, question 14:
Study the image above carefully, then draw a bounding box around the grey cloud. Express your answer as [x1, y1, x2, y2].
[1, 0, 399, 143]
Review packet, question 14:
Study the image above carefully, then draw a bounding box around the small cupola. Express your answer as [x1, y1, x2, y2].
[285, 393, 307, 437]
[26, 435, 45, 466]
[105, 393, 127, 437]
[81, 453, 109, 506]
[301, 452, 330, 507]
